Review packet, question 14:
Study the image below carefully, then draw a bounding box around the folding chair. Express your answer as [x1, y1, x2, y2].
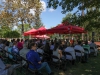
[84, 48, 89, 54]
[51, 55, 62, 70]
[26, 60, 41, 75]
[75, 49, 83, 62]
[90, 47, 95, 56]
[64, 52, 74, 65]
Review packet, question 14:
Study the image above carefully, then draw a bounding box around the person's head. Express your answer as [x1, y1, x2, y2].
[68, 43, 73, 47]
[38, 43, 42, 48]
[91, 40, 94, 43]
[23, 43, 28, 48]
[61, 41, 65, 45]
[78, 41, 82, 45]
[85, 41, 88, 45]
[5, 41, 10, 46]
[40, 39, 42, 43]
[13, 41, 17, 46]
[12, 39, 15, 42]
[54, 42, 59, 51]
[51, 41, 54, 45]
[11, 40, 13, 43]
[17, 39, 20, 42]
[30, 43, 37, 51]
[45, 42, 50, 47]
[21, 39, 23, 42]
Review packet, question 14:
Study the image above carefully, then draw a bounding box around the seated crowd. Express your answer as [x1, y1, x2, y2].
[0, 38, 98, 75]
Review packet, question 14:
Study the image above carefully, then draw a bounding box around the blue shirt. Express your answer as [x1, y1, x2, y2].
[26, 50, 41, 70]
[12, 46, 19, 55]
[8, 47, 13, 59]
[50, 45, 54, 50]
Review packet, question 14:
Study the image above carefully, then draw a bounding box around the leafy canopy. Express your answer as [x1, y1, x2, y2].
[4, 31, 20, 38]
[47, 0, 100, 13]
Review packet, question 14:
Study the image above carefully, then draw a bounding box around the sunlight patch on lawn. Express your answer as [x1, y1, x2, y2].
[85, 69, 92, 72]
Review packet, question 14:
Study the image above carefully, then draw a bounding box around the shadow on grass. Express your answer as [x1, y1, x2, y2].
[16, 52, 100, 75]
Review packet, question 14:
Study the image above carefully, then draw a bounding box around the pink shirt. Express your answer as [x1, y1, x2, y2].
[17, 42, 23, 50]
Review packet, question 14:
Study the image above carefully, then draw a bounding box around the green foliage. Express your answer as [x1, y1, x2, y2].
[0, 0, 43, 35]
[47, 0, 100, 14]
[4, 31, 20, 38]
[33, 18, 44, 29]
[0, 25, 11, 38]
[16, 24, 31, 33]
[61, 9, 100, 40]
[33, 7, 43, 29]
[62, 13, 72, 23]
[62, 13, 79, 25]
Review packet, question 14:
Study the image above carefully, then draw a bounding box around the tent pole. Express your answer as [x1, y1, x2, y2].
[29, 34, 31, 39]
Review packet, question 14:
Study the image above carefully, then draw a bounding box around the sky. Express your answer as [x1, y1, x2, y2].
[0, 0, 79, 29]
[29, 0, 67, 29]
[39, 0, 78, 29]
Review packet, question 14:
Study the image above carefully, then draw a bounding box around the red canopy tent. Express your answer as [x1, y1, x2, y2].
[24, 28, 36, 36]
[31, 26, 46, 35]
[46, 22, 86, 34]
[24, 26, 46, 36]
[32, 35, 50, 39]
[62, 22, 86, 34]
[46, 24, 66, 34]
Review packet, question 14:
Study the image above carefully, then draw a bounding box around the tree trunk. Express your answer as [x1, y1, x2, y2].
[21, 19, 24, 39]
[81, 3, 84, 40]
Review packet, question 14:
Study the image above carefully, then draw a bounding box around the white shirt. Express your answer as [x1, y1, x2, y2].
[74, 45, 84, 56]
[20, 47, 29, 65]
[4, 46, 9, 57]
[89, 43, 97, 52]
[37, 48, 44, 60]
[89, 43, 96, 48]
[64, 47, 76, 60]
[37, 48, 44, 54]
[20, 47, 29, 59]
[53, 49, 60, 62]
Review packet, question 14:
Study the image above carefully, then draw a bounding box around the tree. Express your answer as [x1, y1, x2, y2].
[33, 0, 44, 29]
[1, 0, 43, 36]
[33, 18, 43, 29]
[47, 0, 100, 14]
[16, 24, 31, 34]
[0, 25, 11, 38]
[4, 31, 20, 38]
[47, 0, 100, 28]
[62, 13, 79, 25]
[61, 10, 100, 41]
[0, 11, 14, 28]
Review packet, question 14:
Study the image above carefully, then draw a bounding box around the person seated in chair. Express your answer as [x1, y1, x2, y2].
[53, 42, 61, 62]
[12, 41, 19, 60]
[74, 41, 84, 56]
[37, 43, 44, 61]
[0, 56, 20, 75]
[74, 41, 88, 63]
[83, 41, 90, 54]
[20, 43, 29, 65]
[89, 40, 98, 56]
[64, 43, 76, 65]
[26, 43, 54, 75]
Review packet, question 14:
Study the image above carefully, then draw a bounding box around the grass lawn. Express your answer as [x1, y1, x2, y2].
[56, 51, 100, 75]
[15, 51, 100, 75]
